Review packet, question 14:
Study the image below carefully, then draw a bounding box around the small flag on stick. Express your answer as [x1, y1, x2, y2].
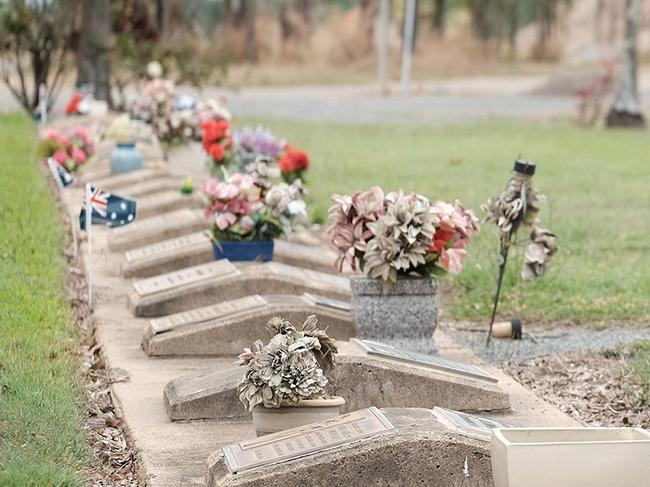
[48, 158, 74, 188]
[79, 186, 137, 231]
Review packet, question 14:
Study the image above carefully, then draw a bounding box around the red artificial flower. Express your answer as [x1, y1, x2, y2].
[427, 228, 455, 254]
[278, 146, 309, 173]
[202, 119, 230, 143]
[65, 92, 84, 115]
[208, 142, 225, 162]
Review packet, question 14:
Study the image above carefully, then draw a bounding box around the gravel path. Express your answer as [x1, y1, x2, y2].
[445, 323, 650, 364]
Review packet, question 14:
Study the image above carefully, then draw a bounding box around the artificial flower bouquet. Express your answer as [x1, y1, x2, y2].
[237, 315, 338, 411]
[39, 126, 95, 173]
[201, 118, 234, 173]
[327, 186, 479, 285]
[202, 173, 307, 243]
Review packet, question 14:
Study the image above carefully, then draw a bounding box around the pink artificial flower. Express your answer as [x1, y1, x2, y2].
[441, 248, 467, 275]
[70, 125, 90, 143]
[240, 216, 254, 231]
[71, 148, 86, 164]
[52, 150, 68, 165]
[215, 212, 237, 230]
[202, 179, 221, 198]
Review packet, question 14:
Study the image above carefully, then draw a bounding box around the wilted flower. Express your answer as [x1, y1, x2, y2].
[522, 227, 558, 280]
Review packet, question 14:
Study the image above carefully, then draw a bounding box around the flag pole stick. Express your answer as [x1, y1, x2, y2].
[85, 183, 92, 306]
[47, 159, 77, 258]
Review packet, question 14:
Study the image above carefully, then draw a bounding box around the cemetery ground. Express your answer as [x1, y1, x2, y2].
[2, 110, 650, 484]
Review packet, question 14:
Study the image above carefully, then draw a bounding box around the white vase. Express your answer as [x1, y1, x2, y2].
[491, 427, 650, 487]
[252, 396, 346, 437]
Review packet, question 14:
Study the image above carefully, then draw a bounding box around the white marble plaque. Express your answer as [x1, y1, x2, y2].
[125, 232, 209, 262]
[133, 260, 238, 296]
[432, 407, 513, 440]
[304, 293, 351, 312]
[266, 262, 348, 289]
[149, 295, 268, 334]
[222, 407, 394, 474]
[352, 339, 498, 383]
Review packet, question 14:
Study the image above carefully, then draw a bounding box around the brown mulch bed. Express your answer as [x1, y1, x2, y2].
[505, 349, 650, 429]
[56, 185, 140, 486]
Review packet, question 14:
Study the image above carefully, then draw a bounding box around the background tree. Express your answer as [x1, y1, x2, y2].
[76, 0, 112, 103]
[0, 0, 79, 115]
[606, 0, 645, 128]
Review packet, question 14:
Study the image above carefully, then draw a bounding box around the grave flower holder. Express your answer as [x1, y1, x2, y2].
[212, 240, 274, 262]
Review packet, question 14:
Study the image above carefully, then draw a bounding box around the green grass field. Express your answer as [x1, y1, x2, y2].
[0, 114, 89, 486]
[243, 118, 650, 325]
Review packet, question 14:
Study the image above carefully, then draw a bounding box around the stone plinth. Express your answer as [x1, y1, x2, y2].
[142, 293, 354, 356]
[136, 190, 204, 219]
[79, 165, 169, 188]
[113, 178, 186, 198]
[272, 240, 338, 274]
[128, 261, 351, 317]
[162, 340, 509, 421]
[206, 407, 494, 487]
[107, 208, 208, 251]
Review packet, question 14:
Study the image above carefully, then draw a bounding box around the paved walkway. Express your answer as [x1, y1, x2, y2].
[7, 72, 650, 126]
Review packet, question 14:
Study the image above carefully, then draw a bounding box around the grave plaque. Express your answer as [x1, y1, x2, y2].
[133, 260, 238, 296]
[432, 407, 513, 441]
[222, 407, 395, 474]
[125, 232, 209, 263]
[304, 293, 351, 312]
[149, 295, 268, 334]
[352, 339, 498, 383]
[266, 262, 349, 289]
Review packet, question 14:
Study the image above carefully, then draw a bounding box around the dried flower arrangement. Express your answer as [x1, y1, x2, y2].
[327, 186, 479, 286]
[481, 159, 558, 343]
[237, 315, 338, 411]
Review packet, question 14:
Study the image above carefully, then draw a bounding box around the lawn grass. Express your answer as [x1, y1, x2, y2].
[242, 118, 650, 324]
[629, 341, 650, 405]
[0, 113, 90, 486]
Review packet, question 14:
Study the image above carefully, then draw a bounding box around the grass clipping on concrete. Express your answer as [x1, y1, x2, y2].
[241, 118, 650, 325]
[0, 114, 89, 486]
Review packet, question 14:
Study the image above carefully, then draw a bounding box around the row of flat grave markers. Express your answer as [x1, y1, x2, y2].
[221, 406, 513, 474]
[350, 338, 498, 383]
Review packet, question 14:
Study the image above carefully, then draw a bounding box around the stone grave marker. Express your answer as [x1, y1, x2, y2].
[128, 261, 351, 318]
[123, 232, 213, 278]
[142, 293, 354, 357]
[207, 407, 494, 487]
[113, 177, 186, 198]
[107, 208, 208, 251]
[162, 339, 509, 421]
[135, 190, 204, 219]
[431, 407, 513, 441]
[80, 166, 169, 188]
[222, 408, 395, 473]
[122, 234, 341, 279]
[273, 240, 338, 274]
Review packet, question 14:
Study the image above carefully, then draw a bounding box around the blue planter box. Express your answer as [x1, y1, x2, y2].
[212, 241, 274, 262]
[110, 142, 143, 175]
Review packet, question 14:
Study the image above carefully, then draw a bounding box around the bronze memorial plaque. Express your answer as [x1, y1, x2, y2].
[149, 295, 268, 334]
[133, 260, 238, 296]
[125, 232, 208, 262]
[222, 407, 395, 474]
[352, 339, 498, 383]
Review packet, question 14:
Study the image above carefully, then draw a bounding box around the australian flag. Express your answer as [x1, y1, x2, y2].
[79, 185, 137, 231]
[48, 158, 74, 188]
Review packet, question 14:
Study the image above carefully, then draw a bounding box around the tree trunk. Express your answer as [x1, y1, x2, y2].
[507, 0, 518, 57]
[244, 0, 257, 62]
[606, 0, 645, 128]
[431, 0, 445, 34]
[76, 0, 112, 103]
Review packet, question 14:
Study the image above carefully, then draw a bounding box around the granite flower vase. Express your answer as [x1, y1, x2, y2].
[252, 397, 346, 437]
[212, 241, 274, 262]
[350, 276, 438, 342]
[110, 142, 143, 175]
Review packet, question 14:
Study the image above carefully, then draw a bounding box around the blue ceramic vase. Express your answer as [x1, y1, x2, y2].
[110, 142, 143, 175]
